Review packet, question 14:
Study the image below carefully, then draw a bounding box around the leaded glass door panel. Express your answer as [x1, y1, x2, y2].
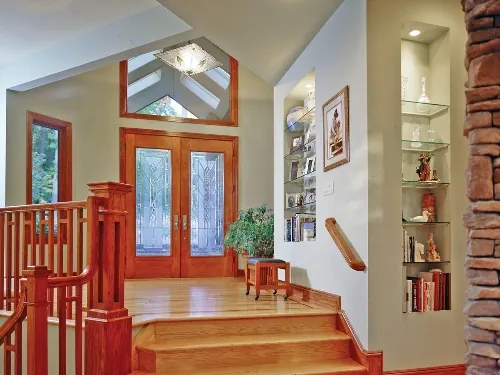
[123, 132, 181, 278]
[180, 138, 234, 277]
[136, 148, 172, 256]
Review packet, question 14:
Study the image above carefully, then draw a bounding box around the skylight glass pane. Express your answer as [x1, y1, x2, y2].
[137, 96, 198, 119]
[180, 75, 220, 110]
[204, 67, 230, 90]
[128, 50, 161, 73]
[128, 70, 162, 97]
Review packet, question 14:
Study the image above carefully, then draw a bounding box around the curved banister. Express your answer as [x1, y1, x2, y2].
[325, 218, 366, 271]
[48, 265, 97, 288]
[48, 195, 101, 288]
[0, 280, 27, 346]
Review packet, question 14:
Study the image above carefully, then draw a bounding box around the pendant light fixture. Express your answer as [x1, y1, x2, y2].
[154, 42, 222, 76]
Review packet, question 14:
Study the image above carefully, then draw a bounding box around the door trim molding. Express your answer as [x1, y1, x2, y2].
[119, 127, 239, 277]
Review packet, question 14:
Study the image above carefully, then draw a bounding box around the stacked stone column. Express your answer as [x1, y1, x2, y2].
[463, 1, 500, 374]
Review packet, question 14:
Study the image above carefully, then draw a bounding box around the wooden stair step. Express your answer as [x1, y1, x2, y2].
[139, 331, 349, 351]
[155, 313, 337, 340]
[137, 332, 351, 372]
[131, 358, 367, 375]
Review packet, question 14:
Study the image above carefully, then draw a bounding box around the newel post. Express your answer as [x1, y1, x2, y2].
[85, 182, 133, 375]
[23, 265, 51, 375]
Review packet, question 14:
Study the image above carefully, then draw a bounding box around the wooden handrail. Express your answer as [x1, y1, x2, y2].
[0, 200, 87, 213]
[47, 195, 102, 289]
[325, 218, 366, 271]
[0, 280, 27, 346]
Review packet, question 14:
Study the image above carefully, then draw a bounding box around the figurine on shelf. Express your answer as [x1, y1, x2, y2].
[431, 169, 440, 182]
[415, 242, 425, 262]
[410, 209, 429, 222]
[427, 233, 441, 262]
[416, 153, 432, 181]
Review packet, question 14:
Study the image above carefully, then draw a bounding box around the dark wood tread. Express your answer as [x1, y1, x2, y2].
[137, 331, 350, 352]
[131, 358, 367, 375]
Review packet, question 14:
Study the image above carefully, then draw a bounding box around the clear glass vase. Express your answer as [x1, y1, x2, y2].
[416, 77, 430, 113]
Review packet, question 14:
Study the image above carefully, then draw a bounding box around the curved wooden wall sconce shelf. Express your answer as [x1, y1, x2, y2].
[325, 218, 366, 271]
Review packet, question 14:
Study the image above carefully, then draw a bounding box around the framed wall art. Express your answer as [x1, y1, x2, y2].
[323, 85, 350, 172]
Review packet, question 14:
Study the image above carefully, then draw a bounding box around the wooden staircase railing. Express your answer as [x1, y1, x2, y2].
[325, 218, 366, 271]
[0, 181, 132, 375]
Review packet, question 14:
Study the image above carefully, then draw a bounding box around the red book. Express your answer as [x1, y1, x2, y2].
[432, 272, 440, 311]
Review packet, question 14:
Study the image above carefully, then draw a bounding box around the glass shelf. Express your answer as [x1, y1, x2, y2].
[403, 261, 450, 265]
[402, 221, 450, 227]
[284, 139, 316, 160]
[401, 140, 449, 152]
[285, 201, 316, 214]
[285, 171, 316, 186]
[402, 180, 450, 189]
[284, 107, 315, 133]
[401, 100, 449, 117]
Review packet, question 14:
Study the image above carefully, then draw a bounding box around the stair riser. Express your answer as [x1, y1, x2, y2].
[155, 315, 336, 340]
[142, 339, 350, 372]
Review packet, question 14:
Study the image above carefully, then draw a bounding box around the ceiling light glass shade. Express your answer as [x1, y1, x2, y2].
[154, 43, 223, 76]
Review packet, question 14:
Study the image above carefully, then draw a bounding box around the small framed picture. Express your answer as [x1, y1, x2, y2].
[296, 192, 305, 206]
[304, 123, 316, 144]
[289, 160, 300, 181]
[286, 193, 296, 209]
[290, 136, 304, 153]
[305, 188, 316, 204]
[305, 156, 316, 174]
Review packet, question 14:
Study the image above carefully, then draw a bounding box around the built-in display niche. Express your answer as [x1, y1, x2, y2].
[400, 22, 452, 313]
[283, 71, 317, 243]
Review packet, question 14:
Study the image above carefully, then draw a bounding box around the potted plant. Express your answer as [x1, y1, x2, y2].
[224, 205, 274, 259]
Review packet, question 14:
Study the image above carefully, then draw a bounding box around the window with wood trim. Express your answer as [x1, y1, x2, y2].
[120, 37, 238, 127]
[26, 111, 72, 204]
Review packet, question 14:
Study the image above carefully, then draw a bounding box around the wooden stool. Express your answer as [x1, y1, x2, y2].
[245, 258, 291, 300]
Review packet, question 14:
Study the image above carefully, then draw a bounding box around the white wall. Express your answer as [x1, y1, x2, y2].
[274, 0, 369, 347]
[367, 0, 467, 370]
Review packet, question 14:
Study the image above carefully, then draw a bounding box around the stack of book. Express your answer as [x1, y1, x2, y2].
[404, 271, 451, 313]
[284, 214, 316, 242]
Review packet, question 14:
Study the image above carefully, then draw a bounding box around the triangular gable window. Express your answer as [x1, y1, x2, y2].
[137, 95, 198, 119]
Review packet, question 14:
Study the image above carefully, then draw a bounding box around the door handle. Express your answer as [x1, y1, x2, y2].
[174, 215, 179, 231]
[182, 215, 188, 230]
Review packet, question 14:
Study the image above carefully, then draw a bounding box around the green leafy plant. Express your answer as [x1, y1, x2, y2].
[224, 205, 274, 258]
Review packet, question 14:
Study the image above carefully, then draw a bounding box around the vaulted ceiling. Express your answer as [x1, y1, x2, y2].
[157, 0, 343, 84]
[0, 0, 159, 66]
[0, 0, 343, 89]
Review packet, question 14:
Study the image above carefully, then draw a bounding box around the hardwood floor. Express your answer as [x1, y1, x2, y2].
[123, 278, 331, 326]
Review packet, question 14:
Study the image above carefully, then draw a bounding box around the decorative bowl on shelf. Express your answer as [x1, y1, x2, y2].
[286, 106, 308, 130]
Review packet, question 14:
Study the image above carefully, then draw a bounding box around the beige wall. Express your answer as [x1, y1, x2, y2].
[367, 0, 467, 370]
[6, 62, 273, 209]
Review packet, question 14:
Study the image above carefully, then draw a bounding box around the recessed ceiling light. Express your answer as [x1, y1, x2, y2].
[305, 84, 314, 89]
[409, 29, 421, 37]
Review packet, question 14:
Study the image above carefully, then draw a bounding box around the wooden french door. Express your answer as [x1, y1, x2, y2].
[120, 128, 237, 278]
